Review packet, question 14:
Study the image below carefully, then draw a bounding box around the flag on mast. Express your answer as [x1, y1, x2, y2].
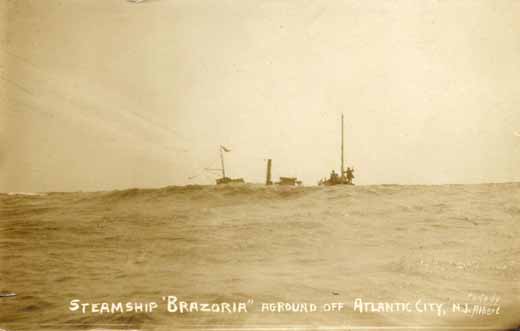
[220, 145, 231, 152]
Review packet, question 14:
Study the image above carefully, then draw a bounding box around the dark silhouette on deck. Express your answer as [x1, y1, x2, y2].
[319, 114, 356, 186]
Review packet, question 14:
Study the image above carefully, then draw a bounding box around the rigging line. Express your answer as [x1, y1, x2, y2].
[2, 50, 44, 71]
[9, 82, 188, 153]
[2, 54, 193, 162]
[188, 155, 225, 180]
[9, 95, 187, 158]
[0, 75, 35, 96]
[4, 49, 188, 145]
[123, 108, 185, 141]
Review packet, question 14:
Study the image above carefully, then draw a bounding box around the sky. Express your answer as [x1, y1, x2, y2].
[1, 0, 520, 192]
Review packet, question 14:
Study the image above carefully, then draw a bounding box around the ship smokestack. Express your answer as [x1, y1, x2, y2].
[266, 159, 273, 185]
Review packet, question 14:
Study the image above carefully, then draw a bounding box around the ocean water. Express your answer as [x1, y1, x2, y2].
[1, 183, 519, 330]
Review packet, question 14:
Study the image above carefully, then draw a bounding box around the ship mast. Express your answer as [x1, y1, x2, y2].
[341, 113, 344, 176]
